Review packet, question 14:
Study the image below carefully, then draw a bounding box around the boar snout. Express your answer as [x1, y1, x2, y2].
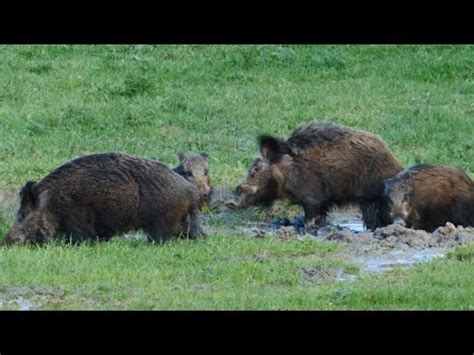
[227, 184, 258, 210]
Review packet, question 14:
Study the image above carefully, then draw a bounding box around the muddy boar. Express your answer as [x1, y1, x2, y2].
[230, 122, 403, 230]
[3, 152, 207, 246]
[383, 164, 474, 232]
[173, 152, 211, 205]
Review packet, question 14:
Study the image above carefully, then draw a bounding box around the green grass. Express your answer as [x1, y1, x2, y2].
[0, 45, 473, 309]
[1, 237, 473, 310]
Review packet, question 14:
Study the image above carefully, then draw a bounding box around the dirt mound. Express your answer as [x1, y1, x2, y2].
[322, 222, 474, 251]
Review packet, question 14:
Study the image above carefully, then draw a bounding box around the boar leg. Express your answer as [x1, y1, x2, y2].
[61, 214, 98, 244]
[187, 208, 205, 239]
[303, 203, 329, 230]
[143, 222, 173, 244]
[360, 199, 386, 230]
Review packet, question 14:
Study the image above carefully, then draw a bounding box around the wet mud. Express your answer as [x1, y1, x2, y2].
[209, 186, 474, 274]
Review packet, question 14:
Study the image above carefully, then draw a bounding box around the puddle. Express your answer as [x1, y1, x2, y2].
[328, 210, 366, 233]
[338, 222, 364, 233]
[10, 296, 34, 310]
[316, 219, 474, 274]
[354, 249, 446, 273]
[0, 286, 65, 310]
[205, 189, 474, 278]
[0, 296, 36, 311]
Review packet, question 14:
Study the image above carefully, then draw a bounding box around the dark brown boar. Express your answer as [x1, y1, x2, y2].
[3, 152, 206, 246]
[173, 152, 211, 204]
[383, 164, 474, 232]
[230, 122, 403, 230]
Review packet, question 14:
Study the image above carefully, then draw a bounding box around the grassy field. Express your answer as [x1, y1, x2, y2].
[0, 45, 473, 309]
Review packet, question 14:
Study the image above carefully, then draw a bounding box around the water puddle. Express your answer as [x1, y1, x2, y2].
[0, 286, 64, 310]
[11, 296, 34, 310]
[338, 222, 364, 233]
[354, 249, 446, 273]
[205, 194, 474, 278]
[0, 296, 35, 310]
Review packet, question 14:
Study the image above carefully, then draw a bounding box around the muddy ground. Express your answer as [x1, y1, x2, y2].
[208, 186, 474, 274]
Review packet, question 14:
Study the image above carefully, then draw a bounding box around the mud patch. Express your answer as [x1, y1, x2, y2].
[205, 191, 474, 276]
[351, 249, 446, 273]
[300, 266, 356, 283]
[252, 250, 271, 262]
[311, 219, 473, 273]
[0, 285, 65, 310]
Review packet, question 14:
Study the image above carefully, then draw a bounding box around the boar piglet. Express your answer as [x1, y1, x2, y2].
[173, 152, 211, 205]
[383, 164, 474, 232]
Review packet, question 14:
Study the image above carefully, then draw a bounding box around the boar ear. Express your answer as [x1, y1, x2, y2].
[178, 152, 186, 162]
[200, 152, 209, 159]
[19, 181, 38, 208]
[259, 135, 291, 163]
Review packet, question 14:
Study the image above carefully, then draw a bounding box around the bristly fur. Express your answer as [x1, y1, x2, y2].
[4, 153, 205, 246]
[236, 122, 403, 229]
[383, 164, 474, 232]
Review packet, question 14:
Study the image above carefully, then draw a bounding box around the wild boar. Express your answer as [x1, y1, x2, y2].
[230, 122, 403, 231]
[383, 164, 474, 232]
[173, 152, 211, 205]
[3, 152, 206, 246]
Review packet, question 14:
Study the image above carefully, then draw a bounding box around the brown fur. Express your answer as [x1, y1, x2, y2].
[4, 153, 205, 246]
[173, 152, 211, 204]
[233, 122, 403, 229]
[383, 164, 474, 232]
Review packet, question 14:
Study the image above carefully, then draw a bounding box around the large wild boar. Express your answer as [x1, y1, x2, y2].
[230, 122, 403, 230]
[3, 152, 210, 246]
[383, 164, 474, 232]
